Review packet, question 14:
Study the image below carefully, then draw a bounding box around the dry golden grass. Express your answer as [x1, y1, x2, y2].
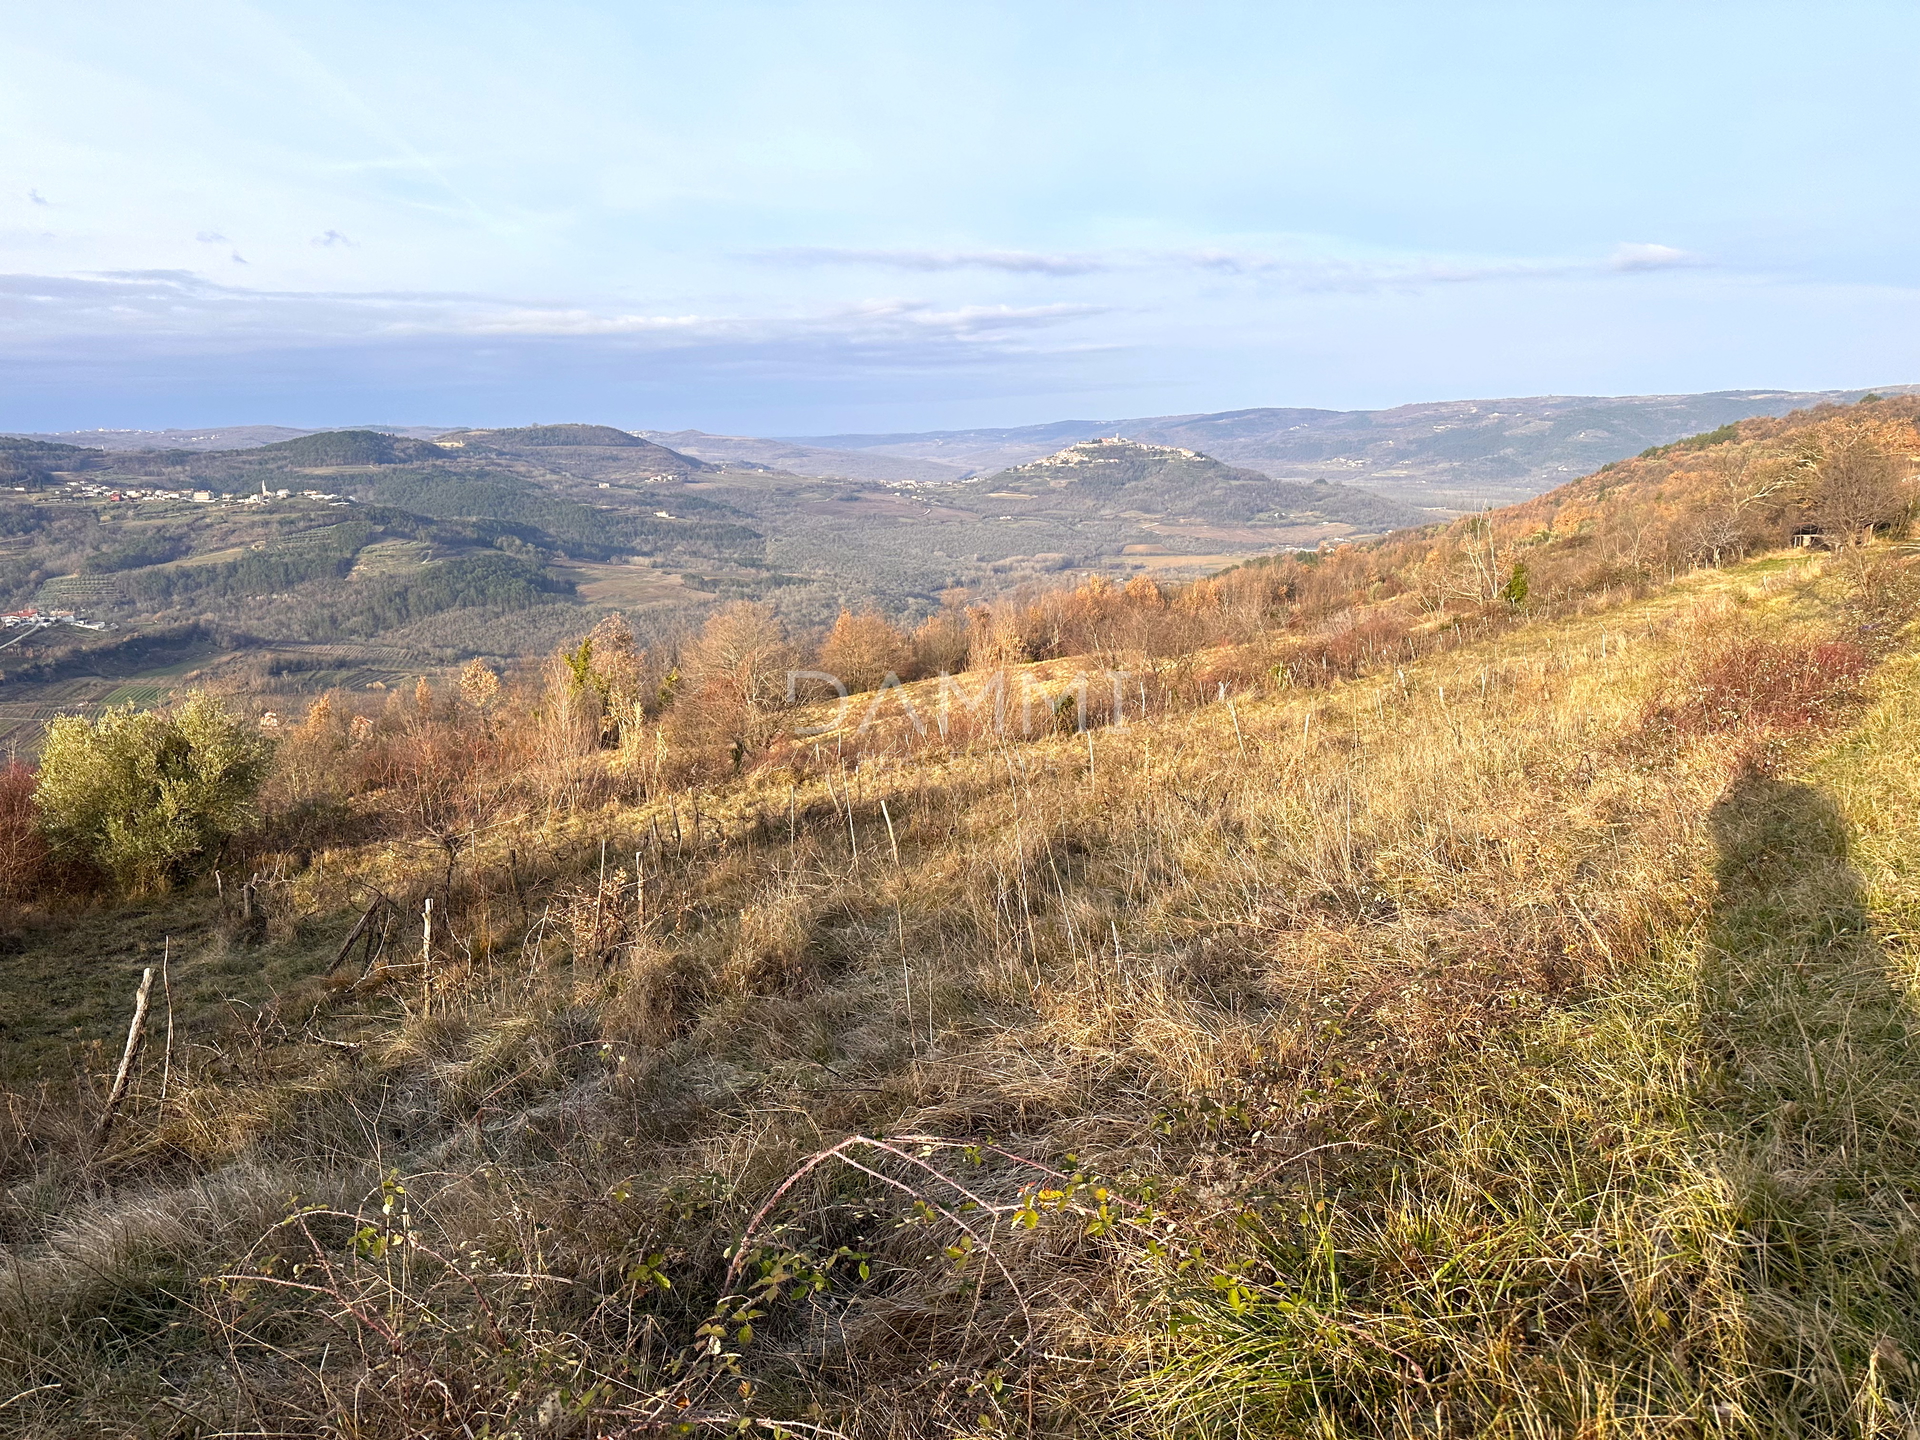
[2, 547, 1918, 1437]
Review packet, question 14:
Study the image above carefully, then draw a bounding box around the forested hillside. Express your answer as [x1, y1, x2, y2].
[0, 396, 1917, 1436]
[0, 425, 1422, 755]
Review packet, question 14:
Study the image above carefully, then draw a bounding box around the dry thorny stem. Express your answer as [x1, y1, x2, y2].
[192, 1128, 1167, 1436]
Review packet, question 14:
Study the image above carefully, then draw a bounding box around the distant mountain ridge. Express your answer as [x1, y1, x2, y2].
[14, 384, 1918, 511]
[783, 386, 1920, 507]
[8, 424, 461, 453]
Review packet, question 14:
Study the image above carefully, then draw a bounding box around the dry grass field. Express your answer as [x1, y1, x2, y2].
[567, 560, 720, 609]
[3, 389, 1919, 1439]
[1, 526, 1917, 1436]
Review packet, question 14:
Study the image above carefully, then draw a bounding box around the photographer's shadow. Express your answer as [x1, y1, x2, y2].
[1696, 774, 1920, 1421]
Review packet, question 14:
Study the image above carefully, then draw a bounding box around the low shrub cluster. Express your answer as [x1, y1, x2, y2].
[32, 693, 271, 895]
[0, 761, 45, 907]
[1665, 632, 1873, 735]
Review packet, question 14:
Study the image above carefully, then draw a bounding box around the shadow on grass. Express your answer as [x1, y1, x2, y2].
[1698, 774, 1920, 1430]
[1128, 772, 1920, 1437]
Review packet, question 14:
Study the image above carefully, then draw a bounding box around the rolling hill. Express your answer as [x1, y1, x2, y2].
[787, 385, 1916, 506]
[958, 436, 1419, 529]
[2, 393, 1918, 1437]
[0, 423, 1418, 752]
[30, 386, 1913, 511]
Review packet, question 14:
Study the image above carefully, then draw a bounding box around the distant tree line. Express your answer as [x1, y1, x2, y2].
[316, 552, 574, 638]
[80, 532, 190, 574]
[120, 545, 357, 606]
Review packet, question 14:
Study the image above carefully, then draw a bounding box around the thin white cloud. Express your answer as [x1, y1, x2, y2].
[27, 190, 48, 207]
[1607, 242, 1705, 272]
[762, 241, 1712, 290]
[311, 229, 354, 248]
[1188, 242, 1713, 288]
[813, 298, 1105, 331]
[1173, 248, 1651, 290]
[195, 231, 228, 243]
[1174, 249, 1550, 288]
[757, 246, 1109, 276]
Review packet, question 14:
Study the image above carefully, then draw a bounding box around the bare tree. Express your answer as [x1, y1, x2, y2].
[1683, 445, 1795, 565]
[1706, 444, 1794, 514]
[1459, 512, 1503, 602]
[1806, 419, 1912, 554]
[1682, 505, 1748, 568]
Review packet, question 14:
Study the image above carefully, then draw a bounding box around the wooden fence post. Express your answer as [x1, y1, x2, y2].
[97, 967, 155, 1144]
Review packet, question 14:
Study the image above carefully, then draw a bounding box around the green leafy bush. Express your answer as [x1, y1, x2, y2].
[34, 693, 271, 892]
[1501, 560, 1531, 604]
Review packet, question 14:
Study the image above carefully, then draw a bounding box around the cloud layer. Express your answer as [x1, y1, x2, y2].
[4, 3, 1917, 431]
[759, 241, 1711, 291]
[0, 270, 1106, 353]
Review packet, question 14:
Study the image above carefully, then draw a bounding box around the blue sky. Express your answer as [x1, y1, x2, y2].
[4, 1, 1918, 434]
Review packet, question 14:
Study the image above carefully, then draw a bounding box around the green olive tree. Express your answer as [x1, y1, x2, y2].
[34, 692, 271, 893]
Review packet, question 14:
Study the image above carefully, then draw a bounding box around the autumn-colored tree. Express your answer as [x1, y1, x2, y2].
[458, 658, 501, 711]
[1026, 575, 1125, 660]
[545, 612, 657, 757]
[267, 692, 350, 810]
[818, 610, 912, 693]
[368, 719, 490, 849]
[967, 605, 1030, 671]
[687, 603, 790, 711]
[581, 613, 648, 735]
[668, 602, 794, 764]
[911, 592, 974, 675]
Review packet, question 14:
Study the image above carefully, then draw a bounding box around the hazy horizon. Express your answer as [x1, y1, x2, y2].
[13, 379, 1912, 448]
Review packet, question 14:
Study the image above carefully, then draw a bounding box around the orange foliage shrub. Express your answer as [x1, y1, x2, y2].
[1655, 634, 1871, 736]
[0, 762, 46, 904]
[817, 610, 912, 692]
[1280, 612, 1417, 686]
[665, 602, 798, 773]
[910, 608, 972, 675]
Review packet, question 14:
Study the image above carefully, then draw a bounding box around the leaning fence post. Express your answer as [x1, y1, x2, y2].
[97, 967, 155, 1144]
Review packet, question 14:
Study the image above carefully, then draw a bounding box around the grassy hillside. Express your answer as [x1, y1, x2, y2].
[1, 396, 1918, 1436]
